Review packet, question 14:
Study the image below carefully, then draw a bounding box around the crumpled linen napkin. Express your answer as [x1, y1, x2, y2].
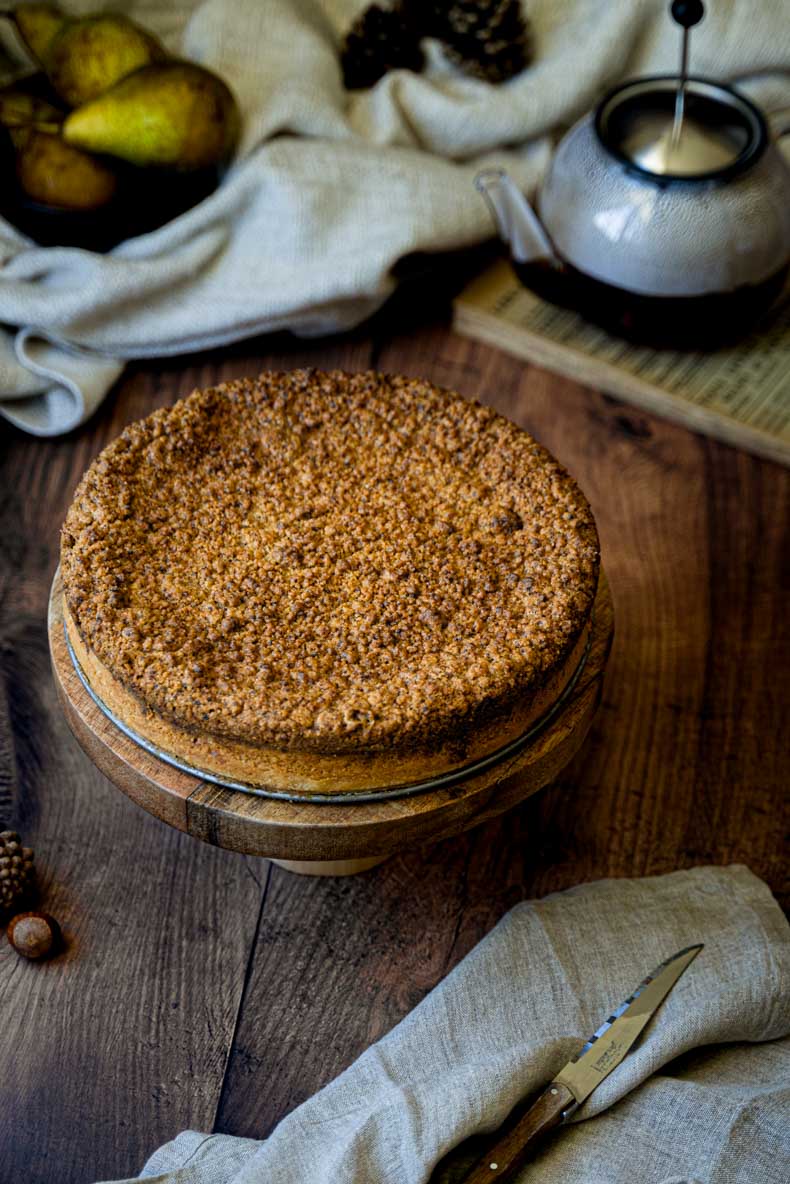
[1, 0, 790, 435]
[99, 864, 790, 1184]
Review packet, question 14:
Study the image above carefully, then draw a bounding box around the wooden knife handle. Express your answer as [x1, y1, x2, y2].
[463, 1082, 576, 1184]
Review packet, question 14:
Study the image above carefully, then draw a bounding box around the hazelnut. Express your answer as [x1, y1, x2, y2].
[7, 911, 62, 960]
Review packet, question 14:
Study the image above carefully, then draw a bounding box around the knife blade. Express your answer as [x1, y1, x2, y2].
[462, 943, 703, 1183]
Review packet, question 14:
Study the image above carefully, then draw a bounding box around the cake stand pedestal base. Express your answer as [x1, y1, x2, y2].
[49, 570, 613, 877]
[270, 856, 388, 877]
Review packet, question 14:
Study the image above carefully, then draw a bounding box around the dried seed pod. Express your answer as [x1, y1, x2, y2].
[341, 3, 424, 89]
[0, 831, 35, 914]
[408, 0, 531, 83]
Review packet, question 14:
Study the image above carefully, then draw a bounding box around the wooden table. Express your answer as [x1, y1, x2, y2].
[1, 299, 788, 1182]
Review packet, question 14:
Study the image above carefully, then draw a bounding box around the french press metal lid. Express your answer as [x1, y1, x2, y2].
[595, 0, 767, 182]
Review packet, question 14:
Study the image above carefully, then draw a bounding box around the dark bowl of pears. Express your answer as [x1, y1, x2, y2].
[0, 5, 240, 252]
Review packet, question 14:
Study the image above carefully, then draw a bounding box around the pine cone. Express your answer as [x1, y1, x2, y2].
[0, 830, 34, 914]
[414, 0, 531, 84]
[341, 4, 424, 90]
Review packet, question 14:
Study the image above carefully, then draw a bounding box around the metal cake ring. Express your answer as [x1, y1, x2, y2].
[65, 617, 593, 806]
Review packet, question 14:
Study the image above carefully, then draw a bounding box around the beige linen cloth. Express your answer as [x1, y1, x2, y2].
[2, 0, 790, 434]
[98, 864, 790, 1184]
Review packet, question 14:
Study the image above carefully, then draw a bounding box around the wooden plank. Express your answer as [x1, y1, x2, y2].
[0, 336, 377, 1183]
[215, 324, 789, 1142]
[2, 316, 788, 1177]
[214, 837, 478, 1138]
[0, 367, 275, 1184]
[683, 440, 790, 890]
[383, 326, 790, 903]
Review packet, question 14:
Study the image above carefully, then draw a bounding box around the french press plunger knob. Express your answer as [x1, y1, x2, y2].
[670, 0, 704, 29]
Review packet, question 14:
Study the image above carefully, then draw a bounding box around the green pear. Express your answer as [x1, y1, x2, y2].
[63, 61, 240, 170]
[12, 4, 66, 65]
[0, 86, 62, 131]
[13, 126, 117, 210]
[44, 14, 166, 106]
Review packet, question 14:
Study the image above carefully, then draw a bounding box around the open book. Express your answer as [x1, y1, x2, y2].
[453, 259, 790, 468]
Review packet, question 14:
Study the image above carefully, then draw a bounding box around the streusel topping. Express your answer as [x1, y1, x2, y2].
[61, 370, 599, 752]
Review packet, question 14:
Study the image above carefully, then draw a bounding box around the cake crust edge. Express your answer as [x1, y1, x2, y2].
[64, 599, 592, 794]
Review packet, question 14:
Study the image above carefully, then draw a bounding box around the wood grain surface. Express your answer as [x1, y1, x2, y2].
[1, 299, 788, 1182]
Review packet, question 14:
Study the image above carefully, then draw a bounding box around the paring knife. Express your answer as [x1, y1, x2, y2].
[463, 943, 703, 1183]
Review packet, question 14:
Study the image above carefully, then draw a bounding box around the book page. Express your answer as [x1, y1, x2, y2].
[454, 261, 790, 464]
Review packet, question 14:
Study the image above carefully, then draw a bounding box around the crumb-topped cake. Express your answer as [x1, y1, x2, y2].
[61, 370, 600, 794]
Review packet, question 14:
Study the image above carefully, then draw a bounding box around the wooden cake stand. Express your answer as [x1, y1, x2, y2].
[49, 570, 613, 876]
